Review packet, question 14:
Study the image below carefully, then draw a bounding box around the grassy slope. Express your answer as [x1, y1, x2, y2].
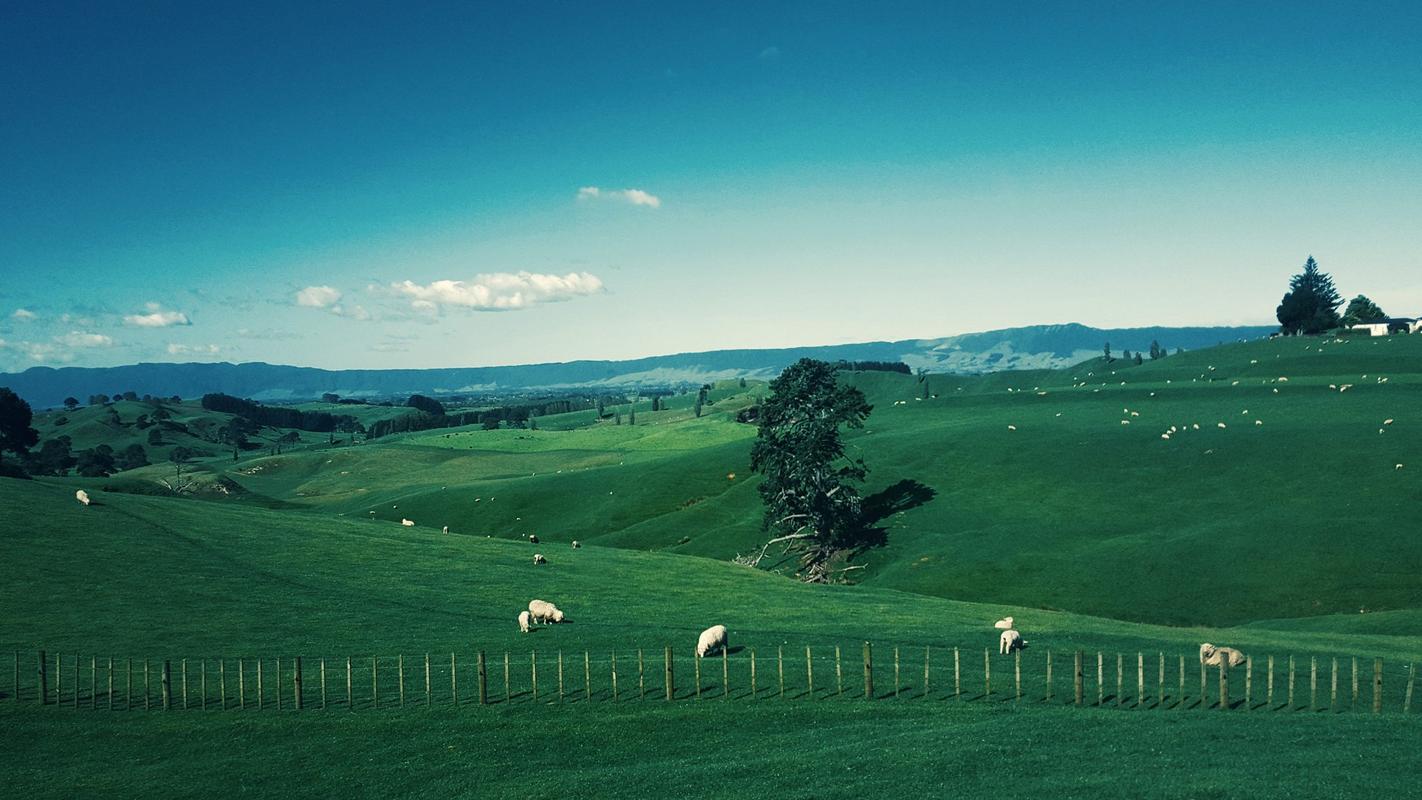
[2, 476, 1420, 800]
[202, 336, 1422, 628]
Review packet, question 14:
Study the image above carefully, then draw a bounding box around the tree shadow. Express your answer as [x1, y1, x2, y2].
[849, 479, 937, 552]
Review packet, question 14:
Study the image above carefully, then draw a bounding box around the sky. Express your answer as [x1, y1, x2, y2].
[2, 1, 1420, 372]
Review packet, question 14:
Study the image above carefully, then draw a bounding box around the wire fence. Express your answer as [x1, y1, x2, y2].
[8, 646, 1417, 714]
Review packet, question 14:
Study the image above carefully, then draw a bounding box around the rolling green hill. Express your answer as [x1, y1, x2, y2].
[152, 335, 1422, 629]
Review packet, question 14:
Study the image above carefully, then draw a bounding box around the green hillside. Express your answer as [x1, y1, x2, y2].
[164, 335, 1422, 628]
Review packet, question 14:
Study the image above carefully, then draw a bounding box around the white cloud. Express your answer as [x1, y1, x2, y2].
[11, 308, 37, 322]
[166, 343, 221, 356]
[60, 331, 114, 348]
[296, 285, 343, 308]
[124, 303, 191, 328]
[577, 186, 661, 208]
[392, 271, 605, 313]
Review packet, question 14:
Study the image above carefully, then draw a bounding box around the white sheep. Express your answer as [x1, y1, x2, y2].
[75, 489, 91, 506]
[1199, 643, 1246, 668]
[571, 540, 581, 549]
[696, 624, 728, 658]
[528, 599, 565, 624]
[528, 534, 540, 544]
[401, 518, 415, 527]
[1383, 419, 1394, 425]
[993, 616, 1014, 630]
[999, 629, 1026, 655]
[442, 525, 449, 535]
[533, 553, 547, 565]
[518, 611, 531, 633]
[1007, 425, 1017, 431]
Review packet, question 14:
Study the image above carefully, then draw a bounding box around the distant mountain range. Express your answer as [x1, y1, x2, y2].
[1, 323, 1275, 408]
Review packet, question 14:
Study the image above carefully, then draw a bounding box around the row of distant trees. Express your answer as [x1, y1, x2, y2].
[1277, 256, 1390, 335]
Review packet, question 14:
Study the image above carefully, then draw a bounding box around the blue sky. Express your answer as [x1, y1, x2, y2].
[2, 1, 1420, 371]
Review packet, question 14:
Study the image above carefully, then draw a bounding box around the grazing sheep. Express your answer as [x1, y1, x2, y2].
[1384, 419, 1395, 425]
[696, 625, 728, 658]
[1397, 464, 1405, 471]
[1255, 419, 1263, 426]
[533, 553, 547, 565]
[1121, 420, 1131, 425]
[1007, 425, 1017, 431]
[442, 525, 449, 535]
[1199, 643, 1246, 668]
[571, 540, 581, 549]
[528, 534, 540, 544]
[528, 599, 565, 624]
[401, 519, 415, 527]
[999, 629, 1026, 655]
[993, 616, 1014, 630]
[518, 611, 531, 633]
[75, 489, 91, 506]
[1217, 422, 1227, 429]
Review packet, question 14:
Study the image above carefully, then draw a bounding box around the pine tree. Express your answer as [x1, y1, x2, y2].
[1277, 256, 1343, 334]
[1133, 352, 1143, 365]
[629, 404, 636, 425]
[1103, 342, 1112, 361]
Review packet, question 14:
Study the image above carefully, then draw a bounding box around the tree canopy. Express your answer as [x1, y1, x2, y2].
[1341, 295, 1387, 326]
[748, 358, 872, 582]
[0, 387, 40, 472]
[1277, 256, 1343, 335]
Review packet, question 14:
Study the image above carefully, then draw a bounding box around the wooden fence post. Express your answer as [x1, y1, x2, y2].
[346, 657, 352, 710]
[1331, 657, 1338, 710]
[1373, 658, 1383, 714]
[864, 642, 874, 700]
[1097, 652, 1104, 707]
[450, 652, 457, 706]
[1046, 651, 1053, 702]
[504, 653, 510, 703]
[369, 657, 376, 710]
[585, 652, 591, 702]
[1177, 654, 1184, 709]
[96, 657, 102, 710]
[1198, 658, 1205, 710]
[924, 646, 931, 698]
[1136, 653, 1143, 707]
[750, 649, 757, 698]
[954, 647, 961, 699]
[36, 650, 46, 706]
[637, 650, 644, 700]
[1245, 657, 1252, 711]
[257, 659, 263, 711]
[835, 646, 842, 696]
[722, 649, 729, 700]
[1158, 653, 1165, 706]
[55, 653, 61, 707]
[895, 647, 902, 699]
[1351, 657, 1358, 710]
[665, 647, 674, 701]
[611, 652, 618, 702]
[779, 647, 785, 699]
[161, 661, 171, 710]
[275, 658, 281, 711]
[478, 651, 488, 705]
[1404, 663, 1414, 714]
[218, 659, 225, 711]
[73, 654, 80, 709]
[806, 646, 814, 698]
[983, 648, 991, 698]
[320, 659, 326, 709]
[1073, 650, 1083, 706]
[1310, 656, 1317, 711]
[398, 655, 405, 708]
[294, 656, 303, 710]
[557, 651, 564, 704]
[1267, 655, 1274, 708]
[145, 659, 151, 711]
[1014, 650, 1021, 702]
[532, 651, 538, 702]
[12, 651, 18, 704]
[1288, 656, 1296, 710]
[694, 654, 702, 700]
[181, 658, 187, 710]
[424, 654, 431, 706]
[1219, 662, 1229, 710]
[239, 658, 245, 710]
[1115, 653, 1123, 707]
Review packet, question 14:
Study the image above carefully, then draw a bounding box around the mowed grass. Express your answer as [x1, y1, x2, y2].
[1, 701, 1418, 800]
[195, 335, 1422, 627]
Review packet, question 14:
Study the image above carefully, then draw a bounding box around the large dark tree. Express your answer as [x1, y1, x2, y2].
[28, 436, 76, 476]
[75, 444, 116, 478]
[406, 394, 446, 416]
[0, 387, 40, 473]
[747, 358, 873, 582]
[1340, 295, 1387, 327]
[1277, 256, 1343, 334]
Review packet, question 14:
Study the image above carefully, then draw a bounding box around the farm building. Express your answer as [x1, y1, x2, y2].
[1348, 317, 1420, 336]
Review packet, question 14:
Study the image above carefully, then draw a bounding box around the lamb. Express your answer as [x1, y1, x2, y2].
[533, 553, 547, 565]
[1199, 643, 1246, 668]
[528, 534, 540, 544]
[999, 629, 1026, 655]
[528, 599, 565, 624]
[401, 519, 415, 527]
[571, 540, 581, 549]
[696, 624, 728, 658]
[993, 616, 1014, 630]
[518, 611, 531, 633]
[75, 489, 91, 506]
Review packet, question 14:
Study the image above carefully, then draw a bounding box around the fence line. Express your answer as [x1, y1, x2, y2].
[6, 647, 1415, 715]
